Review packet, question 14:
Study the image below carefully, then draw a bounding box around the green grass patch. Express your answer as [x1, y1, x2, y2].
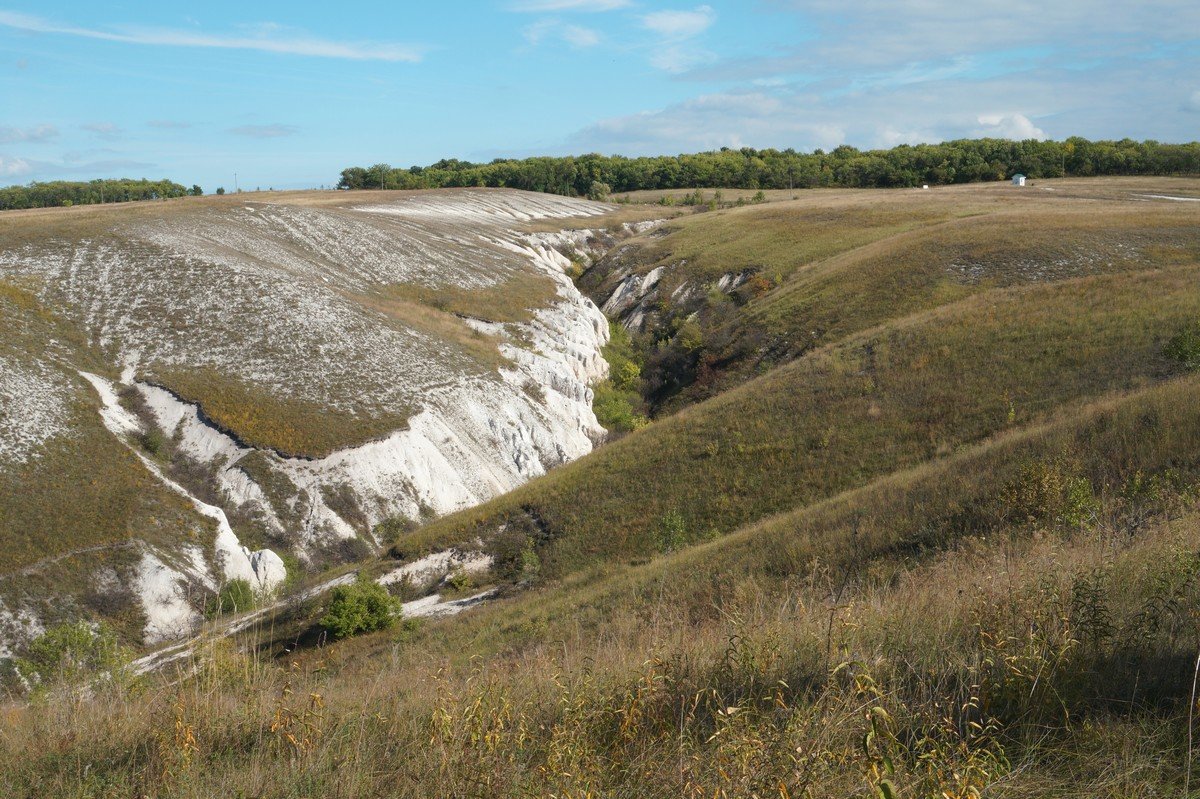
[148, 367, 413, 459]
[591, 322, 647, 434]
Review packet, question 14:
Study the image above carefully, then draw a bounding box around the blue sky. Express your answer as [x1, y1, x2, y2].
[1, 1, 1198, 190]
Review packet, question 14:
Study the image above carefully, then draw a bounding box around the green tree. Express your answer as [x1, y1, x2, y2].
[1165, 320, 1200, 370]
[587, 180, 612, 201]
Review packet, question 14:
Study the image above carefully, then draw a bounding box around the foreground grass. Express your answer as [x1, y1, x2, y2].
[5, 377, 1200, 797]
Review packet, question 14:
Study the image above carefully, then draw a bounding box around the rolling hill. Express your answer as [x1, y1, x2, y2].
[2, 176, 1200, 798]
[0, 188, 662, 650]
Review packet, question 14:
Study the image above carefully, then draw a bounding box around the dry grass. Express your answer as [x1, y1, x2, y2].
[147, 366, 415, 460]
[5, 374, 1200, 795]
[583, 177, 1200, 414]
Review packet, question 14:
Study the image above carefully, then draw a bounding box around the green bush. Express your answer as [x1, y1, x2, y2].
[206, 578, 257, 619]
[587, 180, 612, 201]
[17, 621, 130, 687]
[445, 568, 473, 592]
[593, 321, 649, 433]
[1003, 458, 1100, 530]
[1164, 320, 1200, 369]
[489, 530, 542, 584]
[656, 509, 688, 553]
[321, 576, 401, 639]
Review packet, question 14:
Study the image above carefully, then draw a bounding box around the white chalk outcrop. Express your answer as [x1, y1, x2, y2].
[0, 189, 623, 648]
[0, 355, 72, 465]
[80, 371, 289, 643]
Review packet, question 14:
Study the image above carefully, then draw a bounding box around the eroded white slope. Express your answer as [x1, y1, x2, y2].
[79, 371, 287, 643]
[0, 190, 617, 648]
[0, 355, 72, 465]
[127, 222, 610, 551]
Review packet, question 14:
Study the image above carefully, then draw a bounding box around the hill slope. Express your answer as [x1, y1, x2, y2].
[0, 188, 652, 649]
[3, 178, 1200, 798]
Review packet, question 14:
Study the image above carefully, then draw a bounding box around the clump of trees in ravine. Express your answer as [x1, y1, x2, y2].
[0, 178, 197, 210]
[339, 137, 1200, 196]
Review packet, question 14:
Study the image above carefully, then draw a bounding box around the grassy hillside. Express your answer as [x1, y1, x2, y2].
[398, 262, 1199, 576]
[5, 374, 1200, 796]
[582, 178, 1200, 412]
[0, 284, 205, 572]
[3, 178, 1200, 797]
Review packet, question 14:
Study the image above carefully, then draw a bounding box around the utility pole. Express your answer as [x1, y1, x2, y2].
[234, 172, 239, 193]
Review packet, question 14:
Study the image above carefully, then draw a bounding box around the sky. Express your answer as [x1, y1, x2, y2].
[1, 1, 1198, 190]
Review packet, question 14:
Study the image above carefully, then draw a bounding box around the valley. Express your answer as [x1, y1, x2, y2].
[2, 176, 1200, 797]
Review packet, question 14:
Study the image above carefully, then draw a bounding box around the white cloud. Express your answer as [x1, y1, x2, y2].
[975, 113, 1046, 140]
[0, 11, 424, 62]
[699, 1, 1200, 80]
[0, 156, 32, 178]
[566, 51, 1198, 157]
[571, 91, 845, 154]
[563, 24, 601, 47]
[524, 20, 600, 48]
[0, 124, 57, 144]
[81, 122, 122, 139]
[638, 5, 717, 73]
[229, 124, 298, 138]
[510, 0, 629, 10]
[650, 44, 713, 74]
[641, 5, 716, 38]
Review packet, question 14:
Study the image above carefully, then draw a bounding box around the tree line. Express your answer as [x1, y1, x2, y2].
[339, 137, 1200, 196]
[0, 178, 198, 211]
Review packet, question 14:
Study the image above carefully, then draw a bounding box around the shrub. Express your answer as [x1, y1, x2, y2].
[656, 509, 687, 553]
[321, 576, 401, 639]
[489, 530, 542, 584]
[140, 427, 166, 456]
[17, 621, 130, 687]
[593, 381, 649, 433]
[1003, 458, 1100, 530]
[445, 568, 473, 592]
[593, 322, 649, 434]
[1164, 320, 1200, 369]
[587, 180, 612, 201]
[206, 578, 257, 619]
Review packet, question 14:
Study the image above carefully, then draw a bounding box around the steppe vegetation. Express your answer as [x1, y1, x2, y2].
[2, 176, 1200, 797]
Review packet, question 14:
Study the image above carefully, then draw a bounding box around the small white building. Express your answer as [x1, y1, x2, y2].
[1012, 174, 1027, 186]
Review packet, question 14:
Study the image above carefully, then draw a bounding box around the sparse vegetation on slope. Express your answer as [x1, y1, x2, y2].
[584, 179, 1200, 413]
[400, 263, 1200, 577]
[3, 178, 1200, 797]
